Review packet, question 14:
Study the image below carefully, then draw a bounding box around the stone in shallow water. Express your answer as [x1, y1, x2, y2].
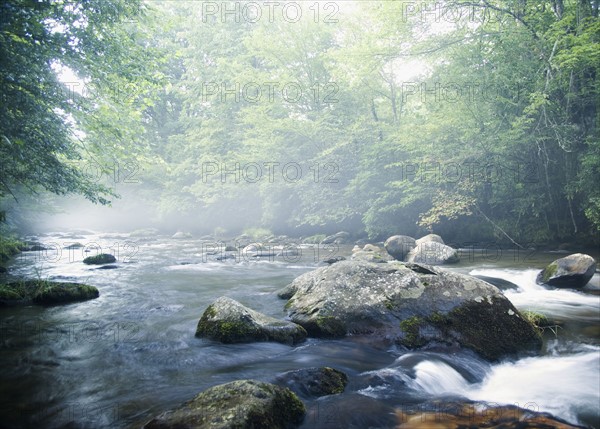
[196, 297, 307, 345]
[394, 402, 585, 428]
[536, 253, 597, 288]
[279, 260, 541, 361]
[142, 380, 305, 429]
[0, 280, 99, 305]
[274, 367, 348, 398]
[384, 235, 417, 261]
[83, 253, 116, 265]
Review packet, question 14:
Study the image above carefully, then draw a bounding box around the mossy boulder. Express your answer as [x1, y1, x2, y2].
[142, 380, 305, 429]
[407, 241, 459, 265]
[83, 253, 116, 265]
[536, 253, 597, 288]
[196, 297, 307, 345]
[384, 235, 417, 261]
[0, 280, 99, 306]
[274, 367, 348, 398]
[279, 260, 541, 361]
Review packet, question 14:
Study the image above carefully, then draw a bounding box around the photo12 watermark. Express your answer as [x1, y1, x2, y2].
[201, 161, 339, 184]
[199, 1, 340, 24]
[201, 81, 339, 104]
[395, 160, 540, 184]
[399, 81, 523, 104]
[19, 241, 140, 264]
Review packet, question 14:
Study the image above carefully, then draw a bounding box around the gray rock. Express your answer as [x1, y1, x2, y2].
[274, 367, 348, 398]
[143, 379, 305, 429]
[172, 231, 192, 239]
[322, 256, 346, 265]
[407, 241, 459, 265]
[351, 245, 394, 263]
[416, 234, 444, 245]
[536, 253, 597, 288]
[384, 235, 417, 261]
[321, 231, 351, 245]
[280, 261, 541, 361]
[196, 297, 307, 345]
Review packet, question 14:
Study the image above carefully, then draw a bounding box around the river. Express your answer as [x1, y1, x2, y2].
[1, 231, 598, 428]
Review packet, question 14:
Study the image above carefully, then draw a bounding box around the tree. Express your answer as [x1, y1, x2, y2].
[0, 0, 149, 206]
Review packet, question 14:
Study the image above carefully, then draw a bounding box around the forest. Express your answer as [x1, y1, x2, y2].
[1, 2, 599, 429]
[1, 0, 599, 245]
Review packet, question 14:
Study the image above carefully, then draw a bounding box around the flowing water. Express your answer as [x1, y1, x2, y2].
[1, 232, 598, 428]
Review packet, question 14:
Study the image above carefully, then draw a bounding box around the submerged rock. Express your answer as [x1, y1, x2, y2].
[280, 260, 541, 361]
[83, 253, 116, 265]
[407, 241, 459, 265]
[536, 253, 597, 288]
[0, 280, 99, 306]
[395, 401, 585, 428]
[274, 367, 348, 398]
[64, 242, 84, 249]
[95, 264, 119, 270]
[384, 235, 417, 261]
[321, 256, 346, 265]
[142, 380, 305, 429]
[473, 275, 519, 291]
[196, 297, 307, 345]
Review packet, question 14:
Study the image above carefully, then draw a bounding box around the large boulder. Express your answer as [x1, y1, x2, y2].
[384, 235, 416, 261]
[0, 280, 99, 306]
[196, 297, 307, 345]
[536, 253, 597, 288]
[320, 231, 350, 245]
[416, 234, 444, 245]
[274, 367, 348, 398]
[407, 241, 459, 265]
[142, 380, 305, 429]
[279, 261, 541, 361]
[351, 244, 394, 263]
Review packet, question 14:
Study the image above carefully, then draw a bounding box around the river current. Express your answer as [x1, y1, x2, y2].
[1, 231, 598, 428]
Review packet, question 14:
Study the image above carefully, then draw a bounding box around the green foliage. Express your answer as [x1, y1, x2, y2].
[6, 0, 597, 244]
[0, 0, 157, 210]
[0, 235, 23, 262]
[242, 227, 273, 240]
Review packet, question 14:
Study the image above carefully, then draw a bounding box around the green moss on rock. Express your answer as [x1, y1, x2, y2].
[436, 298, 542, 361]
[83, 253, 117, 265]
[83, 253, 116, 265]
[0, 280, 99, 306]
[275, 367, 348, 398]
[196, 297, 307, 345]
[400, 316, 427, 348]
[143, 380, 305, 429]
[33, 283, 99, 305]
